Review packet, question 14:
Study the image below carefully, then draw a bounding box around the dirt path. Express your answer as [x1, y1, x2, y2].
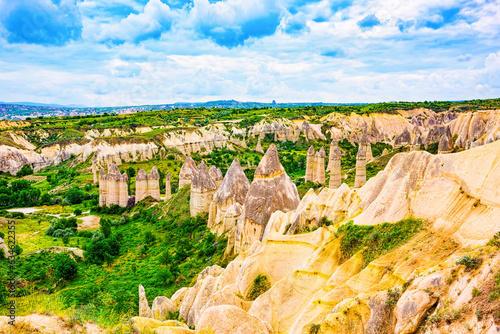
[7, 207, 43, 214]
[78, 215, 100, 230]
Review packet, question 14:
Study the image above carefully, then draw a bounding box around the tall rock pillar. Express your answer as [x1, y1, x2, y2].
[147, 166, 161, 201]
[190, 162, 218, 217]
[165, 172, 172, 201]
[135, 169, 148, 202]
[314, 147, 326, 184]
[329, 144, 342, 189]
[179, 156, 197, 189]
[119, 173, 129, 207]
[305, 146, 315, 182]
[106, 163, 121, 206]
[99, 168, 107, 206]
[354, 145, 367, 188]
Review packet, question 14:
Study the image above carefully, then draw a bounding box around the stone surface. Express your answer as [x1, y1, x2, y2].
[239, 144, 300, 250]
[179, 156, 197, 189]
[354, 144, 367, 188]
[196, 305, 272, 334]
[165, 172, 172, 201]
[99, 163, 129, 207]
[147, 166, 161, 201]
[135, 168, 148, 202]
[152, 296, 176, 321]
[190, 161, 218, 217]
[139, 284, 152, 318]
[329, 143, 342, 189]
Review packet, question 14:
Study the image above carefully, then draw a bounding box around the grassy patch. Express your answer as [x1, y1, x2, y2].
[246, 274, 271, 301]
[337, 218, 424, 266]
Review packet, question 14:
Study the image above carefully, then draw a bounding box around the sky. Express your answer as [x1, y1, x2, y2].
[0, 0, 499, 107]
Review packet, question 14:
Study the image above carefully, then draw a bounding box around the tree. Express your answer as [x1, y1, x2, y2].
[100, 218, 112, 238]
[65, 187, 85, 204]
[13, 244, 22, 255]
[54, 254, 78, 280]
[0, 283, 7, 305]
[16, 164, 34, 177]
[40, 193, 51, 205]
[126, 167, 136, 179]
[74, 208, 82, 216]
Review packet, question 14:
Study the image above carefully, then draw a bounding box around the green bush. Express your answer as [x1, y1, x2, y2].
[13, 244, 23, 255]
[456, 255, 481, 272]
[54, 254, 78, 281]
[247, 274, 271, 301]
[16, 164, 34, 177]
[0, 284, 7, 305]
[74, 209, 82, 216]
[337, 218, 423, 266]
[65, 187, 86, 205]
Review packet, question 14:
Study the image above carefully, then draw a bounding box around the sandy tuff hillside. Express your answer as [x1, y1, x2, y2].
[125, 140, 500, 334]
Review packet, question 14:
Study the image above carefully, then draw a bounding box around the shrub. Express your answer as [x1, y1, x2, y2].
[54, 254, 78, 280]
[65, 187, 86, 205]
[247, 274, 271, 301]
[0, 283, 7, 305]
[13, 244, 23, 255]
[487, 231, 500, 248]
[386, 287, 401, 307]
[456, 255, 481, 271]
[144, 231, 156, 245]
[100, 218, 112, 238]
[16, 164, 34, 177]
[471, 287, 481, 297]
[40, 193, 51, 205]
[318, 216, 333, 228]
[308, 324, 320, 334]
[74, 209, 82, 216]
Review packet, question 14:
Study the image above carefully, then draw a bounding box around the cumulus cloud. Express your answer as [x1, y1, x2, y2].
[0, 0, 82, 46]
[88, 0, 174, 44]
[189, 0, 283, 47]
[357, 14, 381, 29]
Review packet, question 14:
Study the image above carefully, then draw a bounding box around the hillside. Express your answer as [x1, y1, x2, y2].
[0, 102, 499, 333]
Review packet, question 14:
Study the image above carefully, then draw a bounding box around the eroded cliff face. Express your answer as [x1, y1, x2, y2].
[135, 139, 500, 334]
[1, 109, 499, 175]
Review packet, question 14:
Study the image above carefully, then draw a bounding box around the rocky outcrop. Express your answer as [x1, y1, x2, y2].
[450, 110, 500, 149]
[190, 162, 218, 217]
[394, 128, 412, 148]
[165, 172, 172, 201]
[314, 147, 326, 184]
[196, 305, 272, 334]
[329, 143, 342, 189]
[209, 166, 223, 188]
[255, 138, 264, 154]
[305, 146, 315, 182]
[354, 144, 367, 188]
[139, 284, 152, 318]
[438, 132, 452, 154]
[208, 159, 250, 235]
[135, 169, 148, 202]
[134, 166, 160, 203]
[0, 145, 52, 175]
[98, 163, 129, 207]
[179, 156, 197, 189]
[237, 144, 300, 251]
[147, 166, 161, 201]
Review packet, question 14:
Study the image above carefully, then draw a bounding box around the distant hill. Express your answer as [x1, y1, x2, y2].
[0, 100, 348, 120]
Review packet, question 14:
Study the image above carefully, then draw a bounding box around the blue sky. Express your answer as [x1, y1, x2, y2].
[0, 0, 499, 107]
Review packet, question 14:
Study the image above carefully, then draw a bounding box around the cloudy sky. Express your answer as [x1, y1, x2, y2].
[0, 0, 499, 107]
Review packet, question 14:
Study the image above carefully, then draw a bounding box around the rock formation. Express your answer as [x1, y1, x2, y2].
[394, 127, 411, 148]
[164, 172, 172, 201]
[314, 147, 326, 184]
[255, 138, 264, 154]
[190, 162, 218, 217]
[237, 144, 300, 251]
[438, 133, 452, 154]
[329, 144, 342, 189]
[305, 146, 315, 182]
[354, 144, 366, 188]
[207, 159, 250, 235]
[135, 169, 148, 202]
[98, 163, 129, 207]
[179, 156, 197, 189]
[208, 166, 223, 188]
[147, 166, 160, 201]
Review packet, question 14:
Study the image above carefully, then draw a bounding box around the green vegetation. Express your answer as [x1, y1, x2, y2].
[456, 255, 482, 272]
[337, 218, 424, 266]
[487, 231, 500, 248]
[16, 164, 34, 177]
[0, 188, 228, 327]
[386, 287, 401, 307]
[0, 179, 41, 208]
[247, 274, 271, 301]
[308, 323, 321, 334]
[488, 271, 500, 301]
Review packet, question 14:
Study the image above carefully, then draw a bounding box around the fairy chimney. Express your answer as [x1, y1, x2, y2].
[147, 166, 161, 201]
[179, 156, 197, 189]
[240, 144, 300, 251]
[314, 147, 326, 184]
[354, 144, 367, 188]
[99, 168, 107, 206]
[255, 137, 264, 154]
[209, 166, 223, 188]
[119, 173, 129, 207]
[190, 162, 218, 217]
[305, 146, 315, 182]
[165, 172, 172, 201]
[329, 144, 342, 189]
[135, 169, 148, 202]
